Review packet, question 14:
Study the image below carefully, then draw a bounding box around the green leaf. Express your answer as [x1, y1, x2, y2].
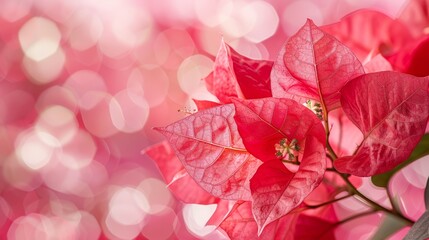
[371, 214, 409, 240]
[372, 134, 429, 187]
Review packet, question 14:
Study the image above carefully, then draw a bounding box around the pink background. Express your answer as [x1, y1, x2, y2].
[0, 0, 420, 239]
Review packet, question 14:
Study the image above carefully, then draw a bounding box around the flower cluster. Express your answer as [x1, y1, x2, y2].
[146, 8, 429, 239]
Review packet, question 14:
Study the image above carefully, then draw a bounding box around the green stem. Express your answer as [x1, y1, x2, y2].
[306, 194, 353, 209]
[386, 187, 400, 214]
[323, 118, 414, 226]
[339, 173, 414, 225]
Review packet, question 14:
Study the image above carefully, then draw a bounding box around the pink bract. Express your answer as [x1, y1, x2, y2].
[155, 104, 261, 200]
[335, 71, 429, 176]
[271, 19, 364, 112]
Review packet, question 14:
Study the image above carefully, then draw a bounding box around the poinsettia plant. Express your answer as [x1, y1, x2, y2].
[145, 11, 429, 239]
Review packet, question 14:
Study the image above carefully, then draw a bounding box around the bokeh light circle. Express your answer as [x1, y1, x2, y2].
[19, 17, 61, 61]
[177, 54, 213, 95]
[282, 0, 324, 35]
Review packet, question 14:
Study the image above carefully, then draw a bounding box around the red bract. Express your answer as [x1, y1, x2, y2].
[143, 141, 218, 204]
[387, 36, 429, 77]
[233, 97, 326, 161]
[232, 98, 326, 232]
[155, 104, 261, 200]
[322, 10, 414, 60]
[250, 137, 326, 234]
[294, 214, 336, 240]
[205, 40, 273, 103]
[218, 201, 298, 240]
[271, 19, 364, 113]
[335, 71, 429, 176]
[192, 99, 221, 111]
[399, 0, 429, 37]
[229, 47, 273, 99]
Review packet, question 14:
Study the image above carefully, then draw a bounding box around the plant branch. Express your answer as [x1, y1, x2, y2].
[306, 193, 353, 209]
[339, 173, 414, 225]
[321, 109, 413, 225]
[385, 186, 401, 215]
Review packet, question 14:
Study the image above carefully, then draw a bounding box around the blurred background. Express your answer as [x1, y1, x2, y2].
[0, 0, 413, 239]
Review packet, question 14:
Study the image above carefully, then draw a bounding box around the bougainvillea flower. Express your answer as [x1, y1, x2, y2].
[153, 15, 429, 240]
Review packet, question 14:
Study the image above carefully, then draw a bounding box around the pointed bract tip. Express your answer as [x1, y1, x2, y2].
[304, 18, 320, 29]
[257, 225, 264, 236]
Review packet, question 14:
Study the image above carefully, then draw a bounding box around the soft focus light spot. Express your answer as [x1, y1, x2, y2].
[0, 197, 11, 227]
[111, 6, 152, 48]
[109, 90, 150, 133]
[80, 92, 119, 138]
[282, 1, 323, 35]
[42, 162, 92, 197]
[63, 70, 107, 109]
[194, 0, 234, 27]
[138, 178, 173, 214]
[141, 207, 176, 240]
[127, 68, 145, 98]
[19, 17, 61, 61]
[109, 187, 149, 226]
[74, 211, 101, 240]
[67, 8, 104, 51]
[220, 1, 257, 38]
[402, 155, 429, 188]
[104, 213, 143, 240]
[243, 1, 279, 43]
[196, 28, 223, 56]
[0, 0, 32, 22]
[182, 204, 217, 237]
[16, 130, 58, 170]
[2, 155, 43, 191]
[229, 39, 266, 60]
[137, 67, 170, 107]
[36, 86, 78, 113]
[97, 1, 152, 59]
[49, 199, 79, 217]
[22, 47, 65, 84]
[154, 29, 195, 69]
[35, 105, 78, 146]
[177, 54, 213, 95]
[78, 161, 109, 196]
[59, 130, 96, 169]
[7, 213, 54, 240]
